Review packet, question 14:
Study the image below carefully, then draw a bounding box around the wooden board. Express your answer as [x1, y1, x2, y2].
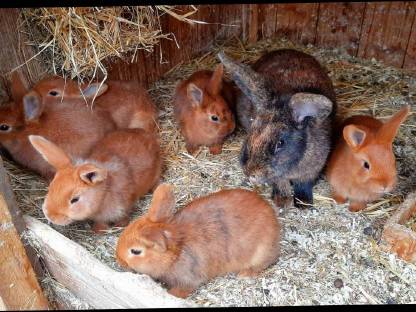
[0, 9, 47, 94]
[0, 193, 49, 310]
[358, 2, 416, 68]
[316, 2, 366, 56]
[258, 4, 278, 40]
[274, 3, 320, 45]
[403, 14, 416, 69]
[242, 4, 259, 44]
[23, 215, 196, 309]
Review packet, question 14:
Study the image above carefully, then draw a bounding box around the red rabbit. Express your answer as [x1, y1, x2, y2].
[173, 64, 236, 155]
[326, 105, 411, 212]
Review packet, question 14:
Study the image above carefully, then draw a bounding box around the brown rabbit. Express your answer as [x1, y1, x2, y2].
[29, 128, 162, 232]
[0, 74, 115, 180]
[326, 105, 411, 212]
[29, 75, 159, 132]
[173, 64, 236, 155]
[116, 184, 280, 298]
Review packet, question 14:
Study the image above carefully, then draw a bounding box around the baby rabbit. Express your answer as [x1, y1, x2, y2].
[0, 74, 115, 179]
[326, 105, 411, 212]
[116, 184, 280, 298]
[173, 64, 236, 155]
[218, 49, 337, 209]
[28, 75, 159, 132]
[29, 128, 162, 232]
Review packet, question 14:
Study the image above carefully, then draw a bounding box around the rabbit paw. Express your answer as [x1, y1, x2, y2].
[349, 201, 366, 212]
[92, 222, 109, 234]
[273, 195, 292, 209]
[168, 287, 194, 298]
[114, 217, 129, 228]
[238, 268, 261, 278]
[185, 143, 199, 156]
[332, 191, 347, 204]
[209, 144, 223, 155]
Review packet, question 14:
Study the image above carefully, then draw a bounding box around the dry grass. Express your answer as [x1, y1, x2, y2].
[5, 36, 416, 307]
[19, 6, 199, 82]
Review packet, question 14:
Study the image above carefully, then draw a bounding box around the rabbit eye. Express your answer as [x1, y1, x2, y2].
[130, 248, 142, 255]
[210, 115, 219, 122]
[363, 161, 370, 170]
[271, 139, 285, 155]
[70, 196, 80, 204]
[0, 124, 10, 132]
[48, 90, 59, 96]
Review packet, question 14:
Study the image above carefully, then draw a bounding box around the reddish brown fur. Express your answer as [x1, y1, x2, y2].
[0, 95, 115, 180]
[31, 76, 159, 132]
[326, 105, 411, 212]
[173, 65, 236, 155]
[116, 185, 280, 298]
[29, 129, 161, 231]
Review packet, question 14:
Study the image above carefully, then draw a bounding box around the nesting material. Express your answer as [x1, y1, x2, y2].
[20, 6, 198, 82]
[5, 37, 416, 307]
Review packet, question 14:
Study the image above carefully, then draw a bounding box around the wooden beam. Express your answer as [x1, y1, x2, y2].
[23, 215, 196, 308]
[0, 194, 49, 310]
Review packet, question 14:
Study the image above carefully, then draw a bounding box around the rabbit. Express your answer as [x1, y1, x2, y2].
[218, 49, 337, 209]
[28, 75, 159, 132]
[28, 128, 162, 232]
[173, 64, 236, 155]
[0, 74, 116, 180]
[326, 105, 411, 212]
[116, 184, 280, 298]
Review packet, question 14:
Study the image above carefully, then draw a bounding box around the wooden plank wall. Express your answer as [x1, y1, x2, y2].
[0, 3, 415, 97]
[104, 2, 416, 87]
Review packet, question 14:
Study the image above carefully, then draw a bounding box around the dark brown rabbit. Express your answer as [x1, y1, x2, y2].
[173, 64, 236, 155]
[116, 184, 280, 298]
[218, 49, 337, 208]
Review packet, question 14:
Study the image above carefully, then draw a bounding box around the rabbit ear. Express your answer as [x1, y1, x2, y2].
[343, 125, 367, 149]
[148, 183, 175, 222]
[78, 163, 107, 185]
[141, 227, 168, 253]
[29, 135, 72, 169]
[10, 71, 28, 103]
[217, 51, 271, 111]
[187, 83, 204, 107]
[207, 64, 223, 96]
[378, 105, 411, 143]
[289, 93, 333, 125]
[81, 82, 108, 100]
[23, 91, 44, 122]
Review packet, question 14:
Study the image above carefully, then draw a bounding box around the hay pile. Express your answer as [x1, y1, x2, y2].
[20, 6, 198, 82]
[5, 36, 416, 307]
